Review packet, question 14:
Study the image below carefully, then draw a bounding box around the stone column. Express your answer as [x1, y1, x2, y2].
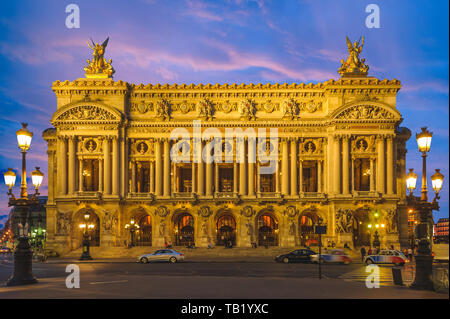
[318, 160, 322, 193]
[98, 159, 103, 192]
[386, 135, 394, 195]
[155, 140, 163, 196]
[163, 139, 170, 197]
[78, 158, 83, 192]
[275, 160, 280, 193]
[58, 137, 68, 195]
[103, 137, 111, 195]
[131, 160, 136, 193]
[197, 140, 204, 196]
[281, 139, 289, 195]
[370, 158, 375, 192]
[299, 160, 303, 193]
[376, 136, 385, 193]
[233, 160, 238, 194]
[239, 138, 247, 196]
[173, 162, 178, 193]
[290, 138, 297, 196]
[112, 137, 119, 196]
[150, 161, 155, 193]
[215, 162, 219, 194]
[67, 137, 76, 195]
[256, 162, 261, 195]
[333, 136, 341, 194]
[191, 161, 196, 193]
[351, 158, 355, 193]
[248, 138, 255, 197]
[47, 150, 55, 203]
[342, 136, 349, 195]
[205, 139, 213, 196]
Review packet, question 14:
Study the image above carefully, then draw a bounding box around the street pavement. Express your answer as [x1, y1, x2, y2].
[0, 254, 447, 299]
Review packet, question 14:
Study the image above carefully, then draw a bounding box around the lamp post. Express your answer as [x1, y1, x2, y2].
[125, 218, 139, 248]
[79, 212, 94, 260]
[2, 123, 44, 286]
[406, 127, 444, 290]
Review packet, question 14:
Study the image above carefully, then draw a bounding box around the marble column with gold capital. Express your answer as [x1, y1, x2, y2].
[333, 135, 341, 194]
[342, 135, 350, 195]
[376, 135, 385, 193]
[281, 138, 289, 195]
[290, 138, 297, 196]
[163, 139, 171, 197]
[247, 137, 256, 197]
[57, 136, 68, 195]
[67, 136, 76, 195]
[197, 139, 204, 196]
[155, 139, 163, 196]
[386, 135, 394, 195]
[112, 136, 119, 196]
[103, 137, 111, 195]
[239, 137, 247, 196]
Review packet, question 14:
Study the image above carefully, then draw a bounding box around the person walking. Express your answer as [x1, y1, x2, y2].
[360, 246, 366, 262]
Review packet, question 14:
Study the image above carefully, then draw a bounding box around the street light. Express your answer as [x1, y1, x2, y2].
[79, 212, 94, 260]
[125, 218, 139, 248]
[406, 168, 418, 196]
[30, 167, 44, 195]
[407, 127, 444, 291]
[2, 123, 43, 286]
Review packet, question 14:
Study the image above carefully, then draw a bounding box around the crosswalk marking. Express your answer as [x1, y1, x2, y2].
[339, 265, 415, 286]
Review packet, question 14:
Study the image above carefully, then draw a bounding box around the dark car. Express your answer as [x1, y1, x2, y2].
[275, 249, 317, 263]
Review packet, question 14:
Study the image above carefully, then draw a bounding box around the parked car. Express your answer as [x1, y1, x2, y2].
[275, 249, 317, 263]
[364, 249, 408, 266]
[0, 247, 12, 254]
[138, 249, 185, 264]
[311, 249, 352, 264]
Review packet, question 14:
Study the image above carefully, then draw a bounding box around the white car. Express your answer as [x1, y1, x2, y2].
[138, 249, 185, 264]
[310, 249, 353, 264]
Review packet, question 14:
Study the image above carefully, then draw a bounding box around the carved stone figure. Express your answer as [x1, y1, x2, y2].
[336, 105, 394, 120]
[281, 98, 299, 119]
[386, 209, 398, 233]
[56, 212, 70, 235]
[84, 37, 115, 77]
[156, 99, 171, 120]
[197, 99, 214, 120]
[58, 105, 117, 121]
[336, 209, 354, 233]
[238, 99, 256, 120]
[338, 36, 369, 76]
[201, 222, 208, 236]
[245, 221, 254, 238]
[285, 206, 298, 218]
[102, 210, 117, 234]
[159, 221, 166, 237]
[289, 220, 296, 236]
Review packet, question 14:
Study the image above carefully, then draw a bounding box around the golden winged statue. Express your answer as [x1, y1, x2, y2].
[338, 36, 369, 77]
[84, 37, 115, 78]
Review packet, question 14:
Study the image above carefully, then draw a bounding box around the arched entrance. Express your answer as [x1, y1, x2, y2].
[352, 209, 371, 247]
[299, 212, 320, 247]
[216, 215, 236, 246]
[135, 215, 152, 246]
[258, 213, 278, 246]
[73, 209, 100, 248]
[175, 213, 194, 246]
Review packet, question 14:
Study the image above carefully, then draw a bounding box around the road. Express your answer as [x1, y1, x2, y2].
[0, 254, 447, 299]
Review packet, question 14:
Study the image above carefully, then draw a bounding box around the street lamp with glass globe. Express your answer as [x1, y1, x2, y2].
[406, 126, 445, 290]
[2, 123, 44, 286]
[79, 212, 95, 260]
[125, 218, 139, 248]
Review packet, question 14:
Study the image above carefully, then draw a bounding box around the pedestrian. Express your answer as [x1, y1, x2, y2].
[390, 245, 394, 250]
[344, 243, 350, 249]
[164, 241, 168, 248]
[407, 247, 413, 261]
[360, 246, 366, 262]
[368, 247, 372, 255]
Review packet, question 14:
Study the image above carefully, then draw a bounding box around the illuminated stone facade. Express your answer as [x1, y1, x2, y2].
[43, 42, 412, 255]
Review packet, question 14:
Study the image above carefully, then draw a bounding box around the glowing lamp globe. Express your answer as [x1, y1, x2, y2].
[3, 168, 16, 189]
[416, 127, 432, 153]
[431, 169, 444, 194]
[31, 167, 44, 189]
[406, 168, 418, 193]
[16, 123, 33, 151]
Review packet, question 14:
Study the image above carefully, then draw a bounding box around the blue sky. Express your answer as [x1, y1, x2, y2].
[0, 0, 448, 228]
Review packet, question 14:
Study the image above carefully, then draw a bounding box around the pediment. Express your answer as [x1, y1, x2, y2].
[331, 101, 401, 121]
[51, 101, 122, 125]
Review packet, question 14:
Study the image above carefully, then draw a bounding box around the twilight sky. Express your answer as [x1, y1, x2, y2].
[0, 0, 448, 228]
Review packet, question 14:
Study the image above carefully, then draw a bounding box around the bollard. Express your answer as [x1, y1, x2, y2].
[392, 267, 403, 285]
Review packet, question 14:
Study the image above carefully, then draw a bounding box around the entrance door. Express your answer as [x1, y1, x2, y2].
[216, 215, 236, 246]
[135, 215, 152, 246]
[299, 214, 319, 247]
[175, 213, 194, 246]
[258, 214, 278, 246]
